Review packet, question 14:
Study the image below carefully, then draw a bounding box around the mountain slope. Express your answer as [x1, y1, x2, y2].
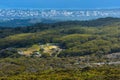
[0, 17, 120, 57]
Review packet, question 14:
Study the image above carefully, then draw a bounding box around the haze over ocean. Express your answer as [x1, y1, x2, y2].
[0, 0, 120, 9]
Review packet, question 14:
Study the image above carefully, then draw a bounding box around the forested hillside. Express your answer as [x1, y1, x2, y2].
[0, 17, 120, 57]
[0, 17, 120, 79]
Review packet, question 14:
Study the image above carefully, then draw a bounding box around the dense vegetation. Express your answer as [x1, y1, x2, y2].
[0, 17, 120, 79]
[0, 17, 120, 57]
[0, 57, 119, 80]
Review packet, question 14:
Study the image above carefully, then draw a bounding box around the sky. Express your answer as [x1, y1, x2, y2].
[0, 0, 120, 9]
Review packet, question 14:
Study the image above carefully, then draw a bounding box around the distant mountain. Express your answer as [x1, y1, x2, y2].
[0, 18, 58, 27]
[0, 19, 32, 27]
[0, 17, 120, 27]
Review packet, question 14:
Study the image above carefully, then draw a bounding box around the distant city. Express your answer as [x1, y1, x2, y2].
[0, 8, 120, 21]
